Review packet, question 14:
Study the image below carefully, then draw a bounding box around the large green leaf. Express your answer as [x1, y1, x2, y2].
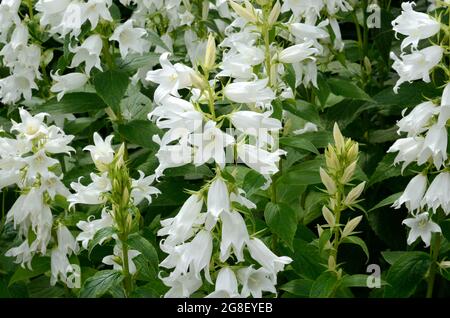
[280, 279, 313, 297]
[383, 251, 431, 298]
[117, 120, 160, 149]
[291, 239, 325, 280]
[309, 271, 340, 297]
[126, 233, 159, 272]
[9, 257, 50, 286]
[93, 69, 130, 113]
[38, 93, 107, 114]
[80, 270, 124, 298]
[327, 78, 372, 101]
[264, 202, 297, 249]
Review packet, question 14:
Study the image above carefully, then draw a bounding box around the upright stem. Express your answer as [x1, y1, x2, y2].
[121, 237, 132, 297]
[426, 233, 442, 298]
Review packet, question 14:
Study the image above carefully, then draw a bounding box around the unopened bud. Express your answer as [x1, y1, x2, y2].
[204, 33, 216, 70]
[328, 255, 336, 270]
[341, 215, 363, 238]
[268, 1, 281, 26]
[340, 161, 357, 184]
[344, 181, 366, 206]
[320, 167, 336, 195]
[325, 145, 339, 171]
[190, 71, 206, 89]
[322, 206, 335, 227]
[364, 56, 372, 75]
[347, 142, 359, 162]
[122, 187, 130, 206]
[439, 261, 450, 269]
[333, 123, 345, 153]
[229, 0, 258, 23]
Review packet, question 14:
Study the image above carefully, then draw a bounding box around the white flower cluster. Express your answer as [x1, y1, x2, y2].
[390, 2, 442, 92]
[0, 108, 80, 286]
[388, 2, 447, 247]
[69, 133, 160, 272]
[0, 1, 41, 104]
[146, 2, 297, 298]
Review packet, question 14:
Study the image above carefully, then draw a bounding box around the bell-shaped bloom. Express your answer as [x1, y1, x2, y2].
[206, 267, 241, 298]
[190, 120, 235, 168]
[23, 149, 60, 180]
[396, 101, 440, 136]
[83, 133, 115, 171]
[281, 0, 324, 18]
[403, 212, 441, 247]
[158, 193, 204, 247]
[217, 44, 265, 80]
[390, 45, 443, 93]
[230, 111, 281, 146]
[131, 171, 160, 205]
[146, 52, 197, 104]
[68, 172, 112, 208]
[224, 78, 275, 105]
[417, 124, 448, 169]
[247, 237, 292, 276]
[11, 108, 48, 140]
[57, 1, 86, 38]
[70, 34, 103, 74]
[206, 178, 230, 229]
[237, 266, 277, 298]
[84, 0, 113, 29]
[278, 40, 318, 64]
[230, 188, 257, 210]
[387, 136, 424, 172]
[50, 248, 80, 288]
[290, 22, 329, 41]
[102, 244, 141, 274]
[237, 144, 286, 175]
[422, 172, 450, 214]
[110, 20, 148, 58]
[220, 210, 249, 262]
[76, 209, 114, 249]
[392, 2, 440, 51]
[161, 271, 203, 298]
[160, 230, 213, 283]
[393, 173, 427, 212]
[153, 134, 193, 178]
[50, 72, 88, 101]
[148, 96, 203, 133]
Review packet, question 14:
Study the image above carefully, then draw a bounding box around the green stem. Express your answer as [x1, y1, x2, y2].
[426, 234, 442, 298]
[121, 239, 133, 297]
[26, 0, 34, 19]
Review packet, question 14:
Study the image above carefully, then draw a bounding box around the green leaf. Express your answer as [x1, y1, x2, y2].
[291, 239, 325, 280]
[318, 229, 332, 254]
[126, 233, 159, 272]
[280, 279, 313, 297]
[93, 70, 130, 113]
[341, 236, 369, 260]
[9, 257, 50, 286]
[283, 99, 321, 125]
[309, 271, 339, 297]
[368, 153, 402, 187]
[369, 192, 402, 212]
[284, 63, 296, 92]
[327, 78, 372, 101]
[280, 157, 324, 185]
[439, 219, 450, 241]
[38, 93, 107, 114]
[264, 202, 297, 250]
[280, 137, 319, 154]
[381, 251, 407, 265]
[340, 274, 380, 288]
[243, 170, 266, 197]
[384, 252, 431, 298]
[146, 30, 170, 51]
[118, 52, 160, 72]
[80, 270, 124, 298]
[117, 120, 160, 149]
[88, 227, 115, 255]
[120, 85, 152, 121]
